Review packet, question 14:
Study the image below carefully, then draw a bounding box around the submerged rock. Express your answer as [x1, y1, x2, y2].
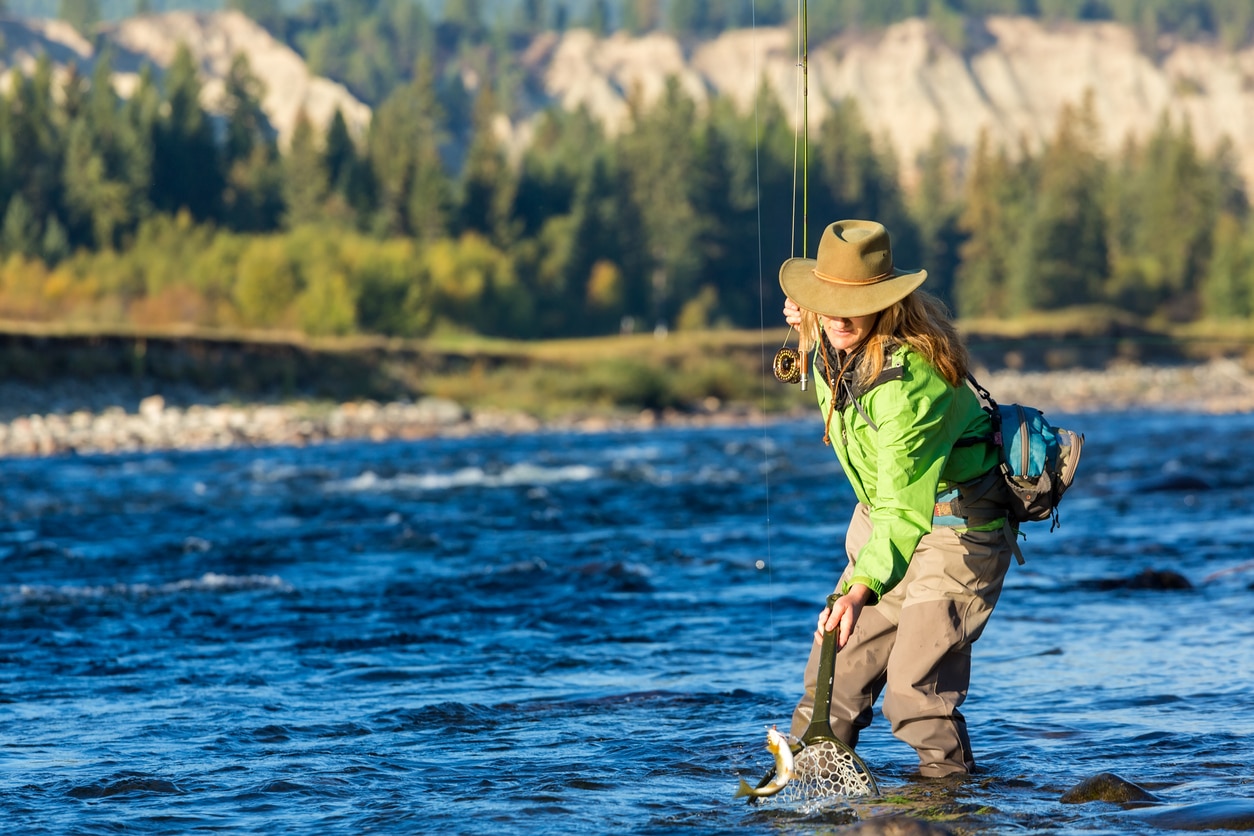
[1060, 772, 1159, 805]
[841, 815, 956, 835]
[1128, 798, 1254, 830]
[1083, 569, 1193, 591]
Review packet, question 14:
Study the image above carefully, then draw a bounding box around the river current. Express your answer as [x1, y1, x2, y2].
[3, 409, 1253, 834]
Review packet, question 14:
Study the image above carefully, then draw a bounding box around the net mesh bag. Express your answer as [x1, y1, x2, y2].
[751, 740, 877, 807]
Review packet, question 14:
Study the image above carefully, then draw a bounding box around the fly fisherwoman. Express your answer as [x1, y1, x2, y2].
[780, 219, 1015, 778]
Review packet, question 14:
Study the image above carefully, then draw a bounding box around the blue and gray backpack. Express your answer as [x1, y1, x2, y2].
[963, 375, 1085, 529]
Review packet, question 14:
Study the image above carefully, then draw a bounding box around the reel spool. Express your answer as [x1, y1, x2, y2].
[773, 347, 802, 384]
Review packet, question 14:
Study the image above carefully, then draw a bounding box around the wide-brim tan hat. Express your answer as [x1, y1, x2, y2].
[779, 220, 926, 318]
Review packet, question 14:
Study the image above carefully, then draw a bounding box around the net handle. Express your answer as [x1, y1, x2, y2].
[803, 592, 841, 743]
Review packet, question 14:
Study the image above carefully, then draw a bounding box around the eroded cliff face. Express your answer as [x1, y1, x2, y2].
[0, 11, 372, 146]
[2, 11, 1251, 186]
[534, 16, 1254, 187]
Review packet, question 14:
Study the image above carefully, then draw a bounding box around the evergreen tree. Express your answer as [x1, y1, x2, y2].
[59, 0, 100, 35]
[516, 0, 549, 34]
[367, 56, 450, 240]
[1007, 95, 1107, 313]
[691, 98, 767, 327]
[622, 0, 660, 34]
[61, 50, 149, 250]
[321, 107, 367, 223]
[1202, 212, 1253, 319]
[956, 130, 1024, 318]
[1, 194, 38, 257]
[152, 44, 222, 222]
[220, 53, 282, 231]
[226, 0, 283, 32]
[909, 131, 964, 311]
[281, 108, 330, 229]
[811, 97, 917, 267]
[443, 0, 485, 41]
[617, 78, 705, 328]
[585, 0, 610, 35]
[5, 58, 64, 255]
[457, 88, 516, 246]
[669, 0, 711, 37]
[1107, 115, 1230, 318]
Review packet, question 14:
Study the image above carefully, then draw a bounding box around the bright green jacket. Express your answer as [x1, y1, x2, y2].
[814, 344, 1002, 602]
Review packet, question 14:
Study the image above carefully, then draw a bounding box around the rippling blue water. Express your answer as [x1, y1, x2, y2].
[3, 410, 1254, 834]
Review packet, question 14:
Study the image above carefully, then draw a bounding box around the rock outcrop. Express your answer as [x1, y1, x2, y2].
[3, 12, 1254, 187]
[0, 11, 371, 147]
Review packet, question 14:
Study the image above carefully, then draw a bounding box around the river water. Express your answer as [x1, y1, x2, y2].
[3, 409, 1253, 835]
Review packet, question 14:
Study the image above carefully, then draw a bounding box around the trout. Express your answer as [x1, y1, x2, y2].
[735, 726, 795, 798]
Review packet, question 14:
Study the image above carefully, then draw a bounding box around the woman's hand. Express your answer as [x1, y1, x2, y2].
[783, 298, 803, 328]
[816, 584, 874, 648]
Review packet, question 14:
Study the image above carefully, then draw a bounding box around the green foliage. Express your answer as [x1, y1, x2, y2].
[617, 77, 707, 327]
[0, 11, 1251, 342]
[1007, 94, 1108, 313]
[281, 109, 329, 229]
[59, 0, 101, 34]
[561, 357, 679, 411]
[233, 237, 298, 328]
[152, 45, 222, 222]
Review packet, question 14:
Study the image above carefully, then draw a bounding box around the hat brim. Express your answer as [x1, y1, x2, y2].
[779, 257, 927, 318]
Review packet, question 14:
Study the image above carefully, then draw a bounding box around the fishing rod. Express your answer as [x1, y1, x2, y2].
[772, 0, 810, 391]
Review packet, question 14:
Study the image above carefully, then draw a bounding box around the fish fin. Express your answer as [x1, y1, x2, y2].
[734, 778, 756, 798]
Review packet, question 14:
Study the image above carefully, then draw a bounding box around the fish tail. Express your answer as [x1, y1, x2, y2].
[735, 777, 784, 799]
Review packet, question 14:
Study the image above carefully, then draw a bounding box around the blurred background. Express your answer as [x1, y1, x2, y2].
[1, 1, 1252, 427]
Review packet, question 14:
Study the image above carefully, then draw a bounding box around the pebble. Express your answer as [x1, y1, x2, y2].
[0, 358, 1250, 458]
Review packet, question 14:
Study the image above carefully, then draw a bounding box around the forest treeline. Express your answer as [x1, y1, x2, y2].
[3, 0, 1254, 339]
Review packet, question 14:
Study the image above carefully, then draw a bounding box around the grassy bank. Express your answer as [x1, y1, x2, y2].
[1, 311, 1251, 421]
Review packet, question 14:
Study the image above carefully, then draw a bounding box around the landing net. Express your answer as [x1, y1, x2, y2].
[752, 740, 878, 807]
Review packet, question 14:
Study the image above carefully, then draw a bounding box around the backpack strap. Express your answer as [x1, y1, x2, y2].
[819, 335, 903, 432]
[953, 372, 1003, 449]
[846, 364, 904, 431]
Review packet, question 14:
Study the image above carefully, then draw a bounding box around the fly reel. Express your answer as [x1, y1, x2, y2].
[773, 347, 802, 385]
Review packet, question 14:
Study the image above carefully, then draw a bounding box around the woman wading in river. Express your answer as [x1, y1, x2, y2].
[781, 219, 1015, 777]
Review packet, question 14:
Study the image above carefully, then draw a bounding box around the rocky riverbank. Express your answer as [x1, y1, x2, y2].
[1, 357, 1251, 458]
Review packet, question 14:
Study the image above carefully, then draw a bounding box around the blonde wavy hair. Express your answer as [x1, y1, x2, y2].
[801, 290, 969, 389]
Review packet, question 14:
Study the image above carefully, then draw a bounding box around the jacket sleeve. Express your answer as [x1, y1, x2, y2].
[842, 374, 957, 601]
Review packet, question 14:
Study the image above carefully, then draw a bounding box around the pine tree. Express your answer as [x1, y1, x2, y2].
[220, 53, 282, 232]
[443, 0, 485, 42]
[622, 0, 659, 34]
[617, 78, 705, 328]
[585, 0, 610, 34]
[1, 194, 39, 257]
[517, 0, 549, 34]
[226, 0, 283, 32]
[1107, 114, 1231, 318]
[281, 108, 329, 229]
[367, 56, 450, 240]
[812, 98, 908, 234]
[956, 130, 1022, 318]
[152, 44, 222, 222]
[909, 131, 963, 312]
[6, 57, 63, 254]
[1007, 95, 1108, 313]
[457, 88, 516, 246]
[59, 0, 100, 35]
[322, 107, 366, 223]
[61, 50, 149, 250]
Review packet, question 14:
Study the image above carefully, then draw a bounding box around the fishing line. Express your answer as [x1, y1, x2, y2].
[751, 0, 779, 658]
[754, 0, 811, 657]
